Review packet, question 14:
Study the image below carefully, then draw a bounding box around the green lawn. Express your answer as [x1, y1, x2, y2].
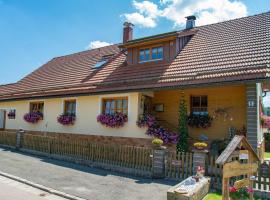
[265, 152, 270, 159]
[203, 192, 221, 200]
[203, 193, 264, 200]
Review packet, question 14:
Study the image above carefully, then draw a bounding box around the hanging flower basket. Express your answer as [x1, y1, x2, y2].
[187, 114, 213, 128]
[23, 112, 43, 123]
[97, 113, 128, 128]
[137, 114, 179, 144]
[57, 114, 76, 125]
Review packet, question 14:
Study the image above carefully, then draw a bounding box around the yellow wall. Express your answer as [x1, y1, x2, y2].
[0, 85, 247, 141]
[153, 85, 247, 140]
[0, 92, 148, 138]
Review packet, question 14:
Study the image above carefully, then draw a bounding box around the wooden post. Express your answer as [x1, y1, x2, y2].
[16, 129, 24, 150]
[222, 177, 229, 200]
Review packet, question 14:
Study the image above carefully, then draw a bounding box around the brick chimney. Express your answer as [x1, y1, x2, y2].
[123, 22, 134, 43]
[185, 15, 196, 29]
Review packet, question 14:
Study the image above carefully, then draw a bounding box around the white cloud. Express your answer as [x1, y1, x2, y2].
[85, 40, 112, 50]
[123, 12, 157, 28]
[122, 0, 160, 28]
[133, 0, 160, 18]
[123, 0, 247, 28]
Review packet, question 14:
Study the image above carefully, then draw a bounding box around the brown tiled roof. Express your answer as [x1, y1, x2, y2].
[0, 12, 269, 101]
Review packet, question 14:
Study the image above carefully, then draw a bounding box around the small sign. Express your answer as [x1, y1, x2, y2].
[260, 163, 270, 178]
[223, 161, 258, 178]
[234, 178, 250, 189]
[239, 150, 249, 160]
[154, 104, 164, 112]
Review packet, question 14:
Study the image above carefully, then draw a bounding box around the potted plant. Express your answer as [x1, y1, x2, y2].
[152, 138, 164, 148]
[193, 142, 208, 150]
[193, 166, 205, 182]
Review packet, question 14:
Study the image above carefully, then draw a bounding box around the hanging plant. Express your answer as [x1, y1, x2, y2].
[97, 112, 128, 128]
[137, 114, 179, 144]
[23, 112, 43, 123]
[187, 114, 213, 128]
[57, 114, 76, 125]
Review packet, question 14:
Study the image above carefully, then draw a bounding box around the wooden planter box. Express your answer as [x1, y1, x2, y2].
[167, 177, 210, 200]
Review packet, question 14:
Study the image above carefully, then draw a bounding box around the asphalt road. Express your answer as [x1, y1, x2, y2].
[0, 175, 66, 200]
[0, 148, 176, 200]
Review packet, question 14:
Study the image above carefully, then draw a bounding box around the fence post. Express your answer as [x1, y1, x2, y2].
[16, 129, 24, 150]
[152, 147, 167, 178]
[192, 149, 208, 174]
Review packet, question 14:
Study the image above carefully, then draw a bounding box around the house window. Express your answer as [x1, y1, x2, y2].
[152, 46, 163, 60]
[139, 46, 163, 62]
[190, 96, 208, 115]
[102, 97, 128, 115]
[64, 100, 76, 116]
[30, 102, 44, 118]
[139, 48, 150, 62]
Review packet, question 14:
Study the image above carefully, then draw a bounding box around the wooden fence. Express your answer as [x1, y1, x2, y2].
[206, 155, 223, 189]
[0, 131, 17, 147]
[165, 151, 193, 180]
[254, 160, 270, 191]
[21, 134, 153, 172]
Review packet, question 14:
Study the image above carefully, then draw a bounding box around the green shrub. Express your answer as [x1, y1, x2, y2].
[265, 132, 270, 142]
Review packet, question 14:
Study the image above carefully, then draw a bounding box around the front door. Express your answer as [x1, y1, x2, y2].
[0, 109, 6, 130]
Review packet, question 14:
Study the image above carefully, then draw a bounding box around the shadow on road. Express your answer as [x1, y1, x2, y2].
[1, 148, 177, 186]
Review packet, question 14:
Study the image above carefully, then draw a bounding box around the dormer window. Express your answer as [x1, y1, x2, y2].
[152, 46, 163, 60]
[139, 48, 150, 62]
[139, 46, 163, 63]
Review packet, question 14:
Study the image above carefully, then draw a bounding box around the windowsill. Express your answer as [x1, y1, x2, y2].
[139, 58, 163, 64]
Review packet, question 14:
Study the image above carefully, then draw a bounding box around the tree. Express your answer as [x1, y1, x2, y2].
[177, 91, 189, 152]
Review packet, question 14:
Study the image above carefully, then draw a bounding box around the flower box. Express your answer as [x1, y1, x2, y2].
[187, 114, 213, 128]
[7, 110, 16, 119]
[23, 112, 43, 123]
[57, 114, 76, 125]
[97, 113, 127, 128]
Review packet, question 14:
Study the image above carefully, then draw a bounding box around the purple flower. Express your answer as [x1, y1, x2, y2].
[137, 114, 179, 144]
[24, 112, 43, 123]
[57, 114, 76, 125]
[97, 113, 128, 128]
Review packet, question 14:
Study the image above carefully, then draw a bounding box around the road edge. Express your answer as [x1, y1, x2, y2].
[0, 170, 86, 200]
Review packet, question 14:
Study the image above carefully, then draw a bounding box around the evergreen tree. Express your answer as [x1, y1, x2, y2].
[177, 92, 189, 152]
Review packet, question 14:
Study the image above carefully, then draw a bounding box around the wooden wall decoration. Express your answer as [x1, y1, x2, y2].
[216, 135, 260, 200]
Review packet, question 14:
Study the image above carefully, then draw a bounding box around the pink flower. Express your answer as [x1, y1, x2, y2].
[229, 186, 237, 193]
[246, 187, 254, 194]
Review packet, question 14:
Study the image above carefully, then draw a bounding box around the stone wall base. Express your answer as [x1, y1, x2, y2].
[6, 129, 176, 149]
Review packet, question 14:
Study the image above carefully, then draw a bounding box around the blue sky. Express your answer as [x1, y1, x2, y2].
[0, 0, 269, 85]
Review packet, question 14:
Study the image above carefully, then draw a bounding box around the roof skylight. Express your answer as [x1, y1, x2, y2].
[92, 54, 115, 69]
[93, 60, 108, 69]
